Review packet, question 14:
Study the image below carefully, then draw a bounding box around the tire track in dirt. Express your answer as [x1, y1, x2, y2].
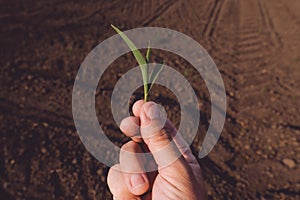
[142, 0, 177, 26]
[234, 0, 281, 64]
[203, 0, 240, 66]
[233, 0, 279, 114]
[257, 0, 283, 49]
[229, 7, 300, 197]
[75, 0, 124, 23]
[191, 0, 242, 159]
[199, 1, 299, 198]
[202, 0, 216, 24]
[201, 0, 225, 37]
[185, 0, 214, 28]
[147, 0, 210, 37]
[200, 0, 240, 84]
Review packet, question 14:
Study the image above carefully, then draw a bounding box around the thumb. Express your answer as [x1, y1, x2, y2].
[139, 102, 182, 168]
[135, 101, 203, 200]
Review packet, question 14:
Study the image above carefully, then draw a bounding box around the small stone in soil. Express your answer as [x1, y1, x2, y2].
[282, 158, 296, 169]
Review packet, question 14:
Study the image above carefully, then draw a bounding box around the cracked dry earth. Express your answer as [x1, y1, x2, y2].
[0, 0, 299, 199]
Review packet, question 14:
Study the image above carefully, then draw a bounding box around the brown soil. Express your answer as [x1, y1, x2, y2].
[0, 0, 299, 199]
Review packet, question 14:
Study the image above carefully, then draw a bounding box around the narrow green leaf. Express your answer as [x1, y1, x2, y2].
[148, 61, 165, 93]
[146, 41, 151, 63]
[111, 24, 149, 101]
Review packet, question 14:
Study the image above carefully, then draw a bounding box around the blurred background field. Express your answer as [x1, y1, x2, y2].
[0, 0, 299, 199]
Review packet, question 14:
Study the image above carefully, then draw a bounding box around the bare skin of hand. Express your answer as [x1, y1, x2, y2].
[107, 100, 207, 200]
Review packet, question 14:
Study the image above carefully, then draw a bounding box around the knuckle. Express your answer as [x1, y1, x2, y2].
[120, 141, 135, 153]
[150, 127, 172, 147]
[120, 141, 142, 155]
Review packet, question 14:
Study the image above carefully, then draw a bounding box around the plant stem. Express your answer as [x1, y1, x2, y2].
[144, 90, 148, 102]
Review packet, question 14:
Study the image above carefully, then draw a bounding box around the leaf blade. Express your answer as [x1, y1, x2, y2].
[111, 24, 149, 100]
[148, 61, 165, 93]
[146, 41, 151, 63]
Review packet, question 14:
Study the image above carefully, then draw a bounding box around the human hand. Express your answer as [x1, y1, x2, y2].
[107, 100, 207, 200]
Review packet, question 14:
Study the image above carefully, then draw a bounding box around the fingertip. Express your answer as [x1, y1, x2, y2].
[139, 101, 166, 133]
[142, 101, 161, 120]
[141, 101, 156, 112]
[129, 173, 149, 195]
[120, 116, 140, 137]
[139, 101, 157, 124]
[107, 164, 140, 199]
[132, 100, 145, 117]
[107, 164, 121, 194]
[119, 141, 150, 195]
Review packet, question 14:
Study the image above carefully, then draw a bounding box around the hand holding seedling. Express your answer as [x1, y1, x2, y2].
[107, 100, 207, 200]
[108, 26, 206, 199]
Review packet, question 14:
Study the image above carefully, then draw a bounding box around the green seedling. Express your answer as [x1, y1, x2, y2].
[111, 24, 164, 102]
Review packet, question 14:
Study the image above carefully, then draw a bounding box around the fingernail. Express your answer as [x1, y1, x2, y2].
[145, 104, 161, 120]
[130, 174, 146, 189]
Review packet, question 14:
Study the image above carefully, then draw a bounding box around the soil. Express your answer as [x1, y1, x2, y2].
[0, 0, 299, 199]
